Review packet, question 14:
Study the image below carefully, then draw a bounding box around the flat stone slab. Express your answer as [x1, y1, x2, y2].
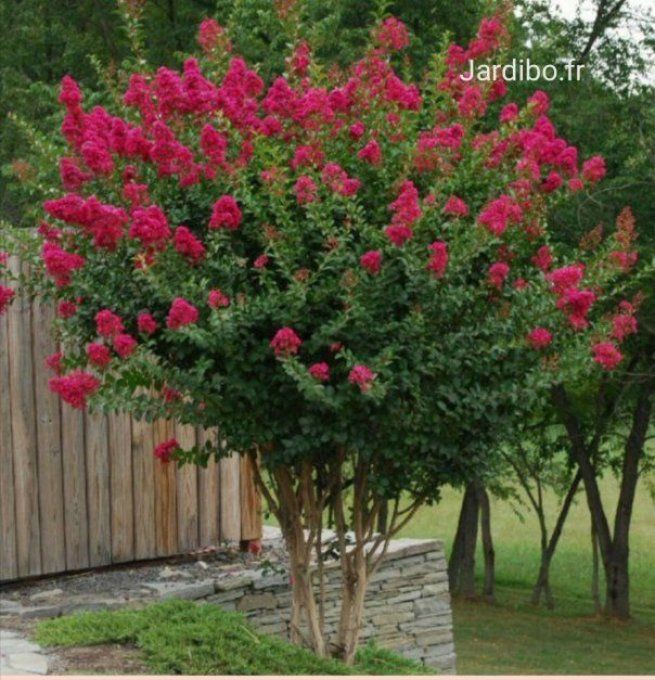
[0, 629, 50, 675]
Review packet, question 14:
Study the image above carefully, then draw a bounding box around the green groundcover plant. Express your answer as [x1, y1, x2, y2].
[0, 6, 643, 663]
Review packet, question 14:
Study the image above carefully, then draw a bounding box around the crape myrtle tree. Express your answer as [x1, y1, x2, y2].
[0, 10, 642, 662]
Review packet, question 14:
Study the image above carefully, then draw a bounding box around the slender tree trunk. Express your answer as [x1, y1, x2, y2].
[476, 481, 495, 603]
[377, 500, 388, 534]
[531, 470, 582, 608]
[591, 517, 602, 614]
[553, 380, 653, 620]
[448, 481, 480, 598]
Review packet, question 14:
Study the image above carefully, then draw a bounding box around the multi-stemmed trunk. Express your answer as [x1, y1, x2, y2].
[249, 449, 423, 663]
[448, 480, 495, 602]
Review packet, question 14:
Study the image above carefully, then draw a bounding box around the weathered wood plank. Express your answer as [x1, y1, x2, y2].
[85, 410, 111, 567]
[219, 451, 241, 542]
[198, 428, 220, 546]
[132, 417, 156, 559]
[0, 271, 18, 580]
[6, 257, 41, 576]
[61, 402, 89, 570]
[153, 420, 177, 556]
[32, 296, 66, 574]
[240, 456, 262, 541]
[109, 411, 134, 563]
[175, 422, 198, 552]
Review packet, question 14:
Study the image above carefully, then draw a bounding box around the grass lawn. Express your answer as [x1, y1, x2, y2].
[35, 600, 429, 676]
[399, 474, 655, 674]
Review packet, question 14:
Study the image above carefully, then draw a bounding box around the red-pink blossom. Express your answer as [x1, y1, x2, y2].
[87, 343, 112, 368]
[129, 205, 171, 249]
[270, 327, 302, 357]
[49, 370, 100, 409]
[59, 75, 83, 110]
[582, 155, 606, 183]
[197, 18, 230, 54]
[41, 242, 85, 287]
[541, 171, 562, 193]
[59, 157, 91, 190]
[208, 289, 230, 308]
[443, 196, 469, 217]
[527, 90, 550, 115]
[167, 298, 199, 329]
[488, 262, 510, 289]
[209, 195, 242, 230]
[95, 309, 125, 338]
[532, 245, 553, 272]
[349, 121, 365, 139]
[137, 312, 158, 335]
[500, 103, 519, 123]
[348, 364, 376, 392]
[154, 438, 179, 463]
[592, 342, 622, 370]
[527, 327, 553, 350]
[384, 224, 413, 247]
[174, 226, 206, 263]
[254, 254, 269, 269]
[360, 250, 382, 275]
[308, 362, 330, 382]
[547, 265, 584, 294]
[478, 195, 523, 236]
[45, 352, 63, 375]
[611, 314, 637, 342]
[294, 176, 318, 205]
[374, 17, 410, 52]
[57, 300, 78, 318]
[358, 139, 382, 165]
[113, 333, 137, 358]
[426, 241, 448, 278]
[569, 177, 584, 192]
[557, 289, 597, 329]
[0, 286, 15, 314]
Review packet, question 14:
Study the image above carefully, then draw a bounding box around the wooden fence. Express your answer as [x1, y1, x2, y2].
[0, 257, 261, 582]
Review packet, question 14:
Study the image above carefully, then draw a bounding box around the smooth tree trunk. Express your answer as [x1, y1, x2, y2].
[552, 379, 653, 619]
[475, 481, 496, 603]
[448, 481, 480, 599]
[591, 517, 602, 614]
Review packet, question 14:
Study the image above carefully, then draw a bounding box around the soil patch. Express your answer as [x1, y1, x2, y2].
[48, 643, 150, 675]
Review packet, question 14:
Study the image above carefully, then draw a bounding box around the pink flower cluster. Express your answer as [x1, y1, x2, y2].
[270, 327, 302, 357]
[348, 365, 376, 392]
[167, 298, 199, 329]
[0, 286, 15, 315]
[154, 438, 179, 463]
[385, 181, 421, 246]
[49, 370, 100, 409]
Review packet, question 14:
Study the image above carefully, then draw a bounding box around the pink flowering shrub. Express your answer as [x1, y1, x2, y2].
[4, 11, 642, 662]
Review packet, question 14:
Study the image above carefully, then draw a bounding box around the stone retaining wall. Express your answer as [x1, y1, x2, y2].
[197, 537, 455, 673]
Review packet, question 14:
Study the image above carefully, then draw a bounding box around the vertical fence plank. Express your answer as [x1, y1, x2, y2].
[85, 411, 111, 567]
[175, 423, 198, 552]
[61, 402, 89, 570]
[198, 428, 220, 546]
[109, 411, 134, 563]
[240, 456, 262, 541]
[132, 417, 156, 559]
[6, 257, 41, 576]
[32, 297, 66, 575]
[153, 420, 178, 556]
[0, 273, 18, 579]
[220, 451, 241, 542]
